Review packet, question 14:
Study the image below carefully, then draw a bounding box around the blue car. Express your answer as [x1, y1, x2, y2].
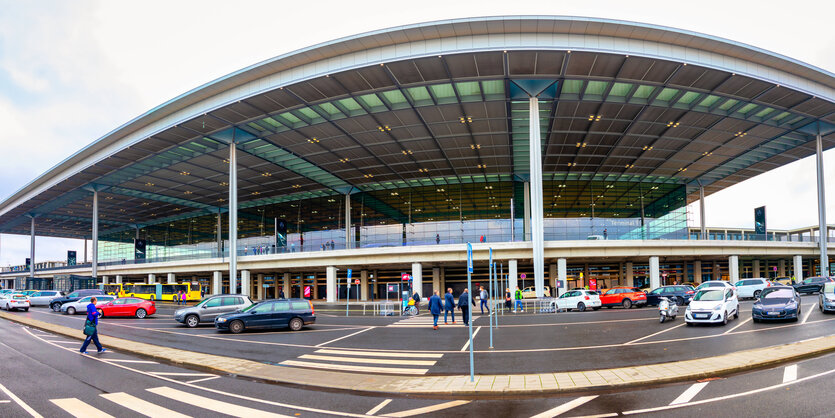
[752, 286, 801, 322]
[645, 285, 696, 306]
[214, 298, 315, 333]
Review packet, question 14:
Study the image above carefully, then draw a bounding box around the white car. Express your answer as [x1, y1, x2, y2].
[1, 293, 30, 311]
[734, 278, 771, 299]
[28, 290, 63, 306]
[695, 280, 734, 291]
[61, 295, 116, 315]
[552, 289, 602, 312]
[686, 288, 739, 325]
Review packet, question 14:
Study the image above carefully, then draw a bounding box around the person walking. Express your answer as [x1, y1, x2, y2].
[80, 297, 105, 354]
[428, 290, 442, 330]
[458, 288, 474, 326]
[505, 287, 512, 312]
[514, 286, 524, 313]
[181, 290, 187, 305]
[411, 291, 421, 314]
[444, 288, 455, 324]
[436, 234, 440, 244]
[479, 286, 490, 315]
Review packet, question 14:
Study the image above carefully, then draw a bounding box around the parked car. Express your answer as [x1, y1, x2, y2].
[819, 282, 835, 313]
[99, 297, 156, 318]
[752, 286, 800, 322]
[695, 281, 734, 291]
[50, 289, 104, 312]
[645, 285, 696, 306]
[215, 298, 315, 333]
[28, 290, 64, 306]
[773, 276, 795, 286]
[685, 288, 739, 326]
[1, 293, 30, 311]
[61, 295, 116, 315]
[599, 287, 647, 309]
[734, 278, 772, 299]
[520, 286, 551, 298]
[174, 294, 254, 328]
[550, 289, 601, 312]
[792, 276, 834, 294]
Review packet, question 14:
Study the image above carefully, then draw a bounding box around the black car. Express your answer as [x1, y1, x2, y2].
[50, 289, 104, 312]
[645, 285, 696, 306]
[752, 286, 801, 322]
[214, 298, 315, 334]
[792, 276, 834, 295]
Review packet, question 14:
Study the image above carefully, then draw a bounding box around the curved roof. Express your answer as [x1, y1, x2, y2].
[1, 15, 834, 239]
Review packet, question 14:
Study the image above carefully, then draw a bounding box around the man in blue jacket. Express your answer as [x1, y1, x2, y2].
[79, 297, 106, 354]
[444, 288, 455, 324]
[428, 290, 443, 330]
[458, 288, 475, 326]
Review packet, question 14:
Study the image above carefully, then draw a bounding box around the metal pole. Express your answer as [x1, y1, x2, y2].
[92, 190, 98, 278]
[346, 275, 350, 317]
[345, 194, 351, 250]
[229, 142, 238, 293]
[816, 132, 829, 276]
[699, 185, 707, 240]
[488, 248, 493, 349]
[500, 262, 504, 317]
[29, 216, 35, 280]
[216, 212, 222, 257]
[529, 97, 545, 298]
[510, 197, 515, 242]
[467, 255, 474, 382]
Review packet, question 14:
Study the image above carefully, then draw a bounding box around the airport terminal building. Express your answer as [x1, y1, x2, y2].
[0, 16, 833, 300]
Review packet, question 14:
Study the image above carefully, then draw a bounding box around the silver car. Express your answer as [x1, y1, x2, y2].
[61, 295, 116, 315]
[29, 290, 64, 306]
[174, 294, 254, 327]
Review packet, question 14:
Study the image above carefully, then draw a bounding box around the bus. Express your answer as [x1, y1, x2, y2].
[108, 283, 201, 302]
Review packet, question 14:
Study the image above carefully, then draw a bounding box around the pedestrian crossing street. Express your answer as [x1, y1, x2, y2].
[387, 315, 469, 328]
[280, 348, 443, 375]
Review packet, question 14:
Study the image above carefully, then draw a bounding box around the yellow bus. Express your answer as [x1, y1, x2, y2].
[118, 283, 201, 302]
[101, 284, 126, 297]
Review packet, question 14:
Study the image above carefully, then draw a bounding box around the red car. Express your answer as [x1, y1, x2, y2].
[99, 297, 156, 318]
[599, 287, 647, 309]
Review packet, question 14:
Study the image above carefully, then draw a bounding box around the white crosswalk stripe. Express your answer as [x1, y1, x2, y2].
[50, 398, 114, 418]
[100, 392, 192, 418]
[387, 316, 461, 327]
[280, 348, 442, 375]
[147, 386, 292, 417]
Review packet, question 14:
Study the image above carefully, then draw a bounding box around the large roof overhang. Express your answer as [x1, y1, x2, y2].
[1, 15, 834, 240]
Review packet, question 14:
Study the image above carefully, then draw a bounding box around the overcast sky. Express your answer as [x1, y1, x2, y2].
[0, 0, 833, 266]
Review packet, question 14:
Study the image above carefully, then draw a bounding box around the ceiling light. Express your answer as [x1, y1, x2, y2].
[307, 137, 320, 144]
[261, 172, 272, 177]
[470, 144, 481, 149]
[327, 198, 336, 203]
[179, 171, 190, 176]
[377, 126, 391, 132]
[363, 174, 374, 179]
[145, 182, 154, 187]
[666, 121, 680, 128]
[183, 190, 193, 195]
[391, 192, 399, 196]
[418, 168, 429, 173]
[251, 191, 261, 195]
[436, 188, 445, 192]
[477, 164, 487, 169]
[339, 158, 350, 163]
[219, 181, 228, 186]
[291, 185, 301, 189]
[401, 150, 413, 155]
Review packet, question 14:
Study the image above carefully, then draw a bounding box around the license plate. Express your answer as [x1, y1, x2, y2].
[767, 312, 780, 316]
[695, 313, 709, 319]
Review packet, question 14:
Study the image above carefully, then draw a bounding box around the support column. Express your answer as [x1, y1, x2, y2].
[345, 194, 351, 250]
[432, 267, 440, 295]
[523, 182, 531, 241]
[779, 259, 786, 277]
[102, 276, 109, 285]
[625, 262, 634, 287]
[92, 189, 98, 277]
[216, 212, 223, 257]
[753, 260, 761, 278]
[412, 263, 423, 297]
[557, 258, 567, 296]
[693, 261, 702, 283]
[241, 270, 251, 298]
[815, 132, 829, 276]
[548, 263, 557, 296]
[699, 185, 706, 240]
[115, 275, 123, 284]
[167, 273, 175, 284]
[529, 97, 545, 298]
[793, 256, 803, 282]
[212, 271, 222, 295]
[28, 215, 36, 279]
[361, 270, 369, 301]
[649, 256, 660, 289]
[257, 274, 264, 300]
[326, 266, 337, 303]
[282, 273, 290, 298]
[228, 142, 238, 293]
[729, 255, 739, 283]
[439, 267, 446, 293]
[147, 274, 156, 284]
[509, 259, 518, 293]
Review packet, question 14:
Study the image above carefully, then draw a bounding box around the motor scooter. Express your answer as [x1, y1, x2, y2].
[659, 296, 679, 323]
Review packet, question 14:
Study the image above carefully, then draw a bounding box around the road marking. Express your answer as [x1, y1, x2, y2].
[280, 359, 428, 375]
[0, 382, 42, 418]
[149, 372, 217, 377]
[386, 400, 470, 417]
[783, 364, 798, 383]
[365, 399, 391, 415]
[101, 392, 191, 418]
[669, 382, 708, 405]
[625, 323, 685, 344]
[147, 386, 292, 417]
[187, 376, 221, 384]
[529, 396, 598, 418]
[567, 414, 618, 418]
[802, 303, 816, 324]
[104, 359, 159, 364]
[460, 326, 481, 351]
[723, 317, 752, 334]
[0, 400, 10, 403]
[314, 326, 374, 347]
[315, 349, 443, 358]
[298, 354, 436, 366]
[50, 398, 114, 418]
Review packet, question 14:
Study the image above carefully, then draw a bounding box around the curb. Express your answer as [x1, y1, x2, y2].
[3, 310, 835, 397]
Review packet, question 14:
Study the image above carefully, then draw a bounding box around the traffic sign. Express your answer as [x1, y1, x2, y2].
[354, 279, 360, 285]
[347, 269, 352, 279]
[401, 273, 411, 281]
[467, 243, 473, 273]
[773, 266, 778, 271]
[388, 285, 396, 292]
[520, 273, 526, 279]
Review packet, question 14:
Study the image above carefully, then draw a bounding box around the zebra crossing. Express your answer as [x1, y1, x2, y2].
[387, 315, 467, 328]
[280, 348, 443, 375]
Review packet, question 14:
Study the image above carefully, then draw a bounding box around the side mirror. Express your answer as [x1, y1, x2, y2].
[201, 305, 208, 309]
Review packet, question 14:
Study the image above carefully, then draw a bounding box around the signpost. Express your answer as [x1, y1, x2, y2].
[355, 278, 360, 303]
[346, 269, 352, 316]
[466, 242, 474, 382]
[488, 248, 493, 349]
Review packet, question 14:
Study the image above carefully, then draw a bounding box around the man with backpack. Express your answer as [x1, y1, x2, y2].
[514, 286, 524, 313]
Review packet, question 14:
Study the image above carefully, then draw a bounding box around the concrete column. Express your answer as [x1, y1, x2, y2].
[167, 273, 176, 284]
[361, 270, 369, 301]
[528, 98, 545, 298]
[752, 260, 761, 278]
[412, 263, 423, 297]
[649, 256, 660, 289]
[282, 273, 290, 298]
[523, 182, 531, 241]
[212, 271, 222, 295]
[793, 255, 804, 281]
[693, 261, 702, 283]
[147, 274, 156, 284]
[228, 142, 238, 294]
[779, 259, 786, 277]
[439, 267, 445, 292]
[432, 267, 440, 296]
[115, 275, 123, 284]
[699, 185, 706, 240]
[345, 194, 352, 250]
[509, 259, 518, 293]
[625, 262, 634, 287]
[241, 270, 251, 298]
[92, 190, 99, 277]
[815, 133, 829, 276]
[257, 274, 264, 300]
[102, 276, 109, 285]
[29, 215, 36, 279]
[548, 264, 557, 295]
[313, 276, 319, 299]
[326, 266, 337, 303]
[729, 255, 739, 282]
[557, 258, 567, 296]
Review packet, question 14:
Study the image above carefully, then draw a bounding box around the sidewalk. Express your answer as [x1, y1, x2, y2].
[3, 310, 835, 396]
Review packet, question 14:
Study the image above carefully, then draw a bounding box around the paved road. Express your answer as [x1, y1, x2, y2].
[1, 318, 832, 417]
[9, 293, 833, 376]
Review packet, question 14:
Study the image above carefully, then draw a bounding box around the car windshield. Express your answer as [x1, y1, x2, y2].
[693, 290, 724, 301]
[761, 288, 793, 299]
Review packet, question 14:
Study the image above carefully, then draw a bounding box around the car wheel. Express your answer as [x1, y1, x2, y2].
[722, 312, 729, 325]
[676, 297, 684, 306]
[576, 302, 586, 312]
[606, 306, 613, 309]
[734, 309, 739, 319]
[820, 303, 824, 313]
[753, 290, 762, 299]
[135, 308, 147, 319]
[753, 317, 759, 323]
[686, 321, 693, 327]
[51, 302, 61, 312]
[592, 307, 600, 311]
[185, 315, 199, 328]
[67, 307, 76, 315]
[229, 320, 244, 334]
[622, 299, 632, 309]
[289, 317, 304, 331]
[23, 308, 28, 312]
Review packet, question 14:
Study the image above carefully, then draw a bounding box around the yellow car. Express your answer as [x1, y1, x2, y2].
[772, 277, 794, 286]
